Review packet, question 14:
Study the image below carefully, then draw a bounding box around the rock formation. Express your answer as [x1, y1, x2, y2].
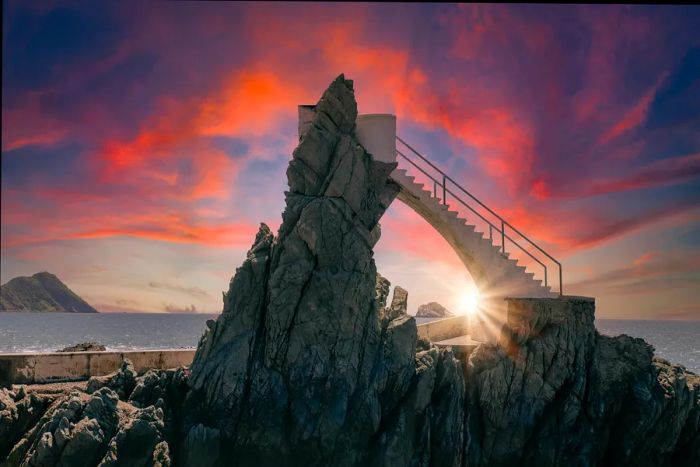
[179, 74, 465, 466]
[464, 297, 700, 466]
[2, 75, 698, 467]
[416, 302, 454, 318]
[86, 360, 138, 401]
[0, 272, 98, 313]
[58, 342, 106, 353]
[1, 364, 188, 467]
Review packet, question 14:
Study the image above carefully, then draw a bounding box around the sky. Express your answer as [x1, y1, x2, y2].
[1, 2, 699, 319]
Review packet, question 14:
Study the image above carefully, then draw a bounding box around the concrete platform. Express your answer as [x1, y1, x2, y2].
[434, 335, 483, 348]
[416, 315, 470, 342]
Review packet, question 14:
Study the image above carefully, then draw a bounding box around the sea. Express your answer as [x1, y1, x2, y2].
[0, 313, 698, 374]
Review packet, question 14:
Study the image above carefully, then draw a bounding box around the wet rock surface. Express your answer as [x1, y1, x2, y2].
[3, 75, 698, 466]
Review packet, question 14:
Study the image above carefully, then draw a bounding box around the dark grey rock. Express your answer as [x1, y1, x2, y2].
[0, 387, 55, 460]
[87, 360, 137, 400]
[97, 405, 166, 467]
[180, 74, 460, 466]
[2, 385, 172, 467]
[463, 297, 700, 467]
[58, 342, 106, 353]
[3, 388, 119, 467]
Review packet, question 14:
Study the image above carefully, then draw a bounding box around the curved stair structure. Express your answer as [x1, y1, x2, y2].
[388, 136, 561, 342]
[391, 165, 556, 342]
[300, 108, 563, 344]
[391, 168, 555, 300]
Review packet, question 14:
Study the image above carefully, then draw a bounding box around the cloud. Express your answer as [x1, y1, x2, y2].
[599, 72, 669, 145]
[148, 281, 211, 298]
[568, 250, 700, 292]
[653, 305, 700, 321]
[533, 153, 700, 199]
[1, 208, 259, 249]
[163, 303, 199, 313]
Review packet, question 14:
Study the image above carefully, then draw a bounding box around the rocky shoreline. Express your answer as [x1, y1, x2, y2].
[2, 76, 698, 467]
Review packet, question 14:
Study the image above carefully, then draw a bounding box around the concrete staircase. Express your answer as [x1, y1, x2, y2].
[391, 168, 555, 300]
[389, 137, 560, 343]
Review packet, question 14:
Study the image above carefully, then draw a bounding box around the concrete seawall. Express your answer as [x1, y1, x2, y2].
[0, 349, 196, 387]
[0, 318, 470, 387]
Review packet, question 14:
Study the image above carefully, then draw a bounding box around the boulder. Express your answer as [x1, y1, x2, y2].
[58, 342, 106, 352]
[86, 359, 137, 400]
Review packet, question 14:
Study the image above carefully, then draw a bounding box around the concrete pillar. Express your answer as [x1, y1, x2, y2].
[356, 114, 397, 163]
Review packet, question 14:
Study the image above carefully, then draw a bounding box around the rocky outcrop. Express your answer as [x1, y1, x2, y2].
[463, 297, 700, 467]
[0, 386, 56, 461]
[2, 75, 698, 467]
[87, 360, 138, 400]
[1, 366, 189, 466]
[58, 342, 106, 353]
[0, 272, 98, 313]
[1, 386, 170, 467]
[416, 302, 454, 318]
[179, 74, 464, 466]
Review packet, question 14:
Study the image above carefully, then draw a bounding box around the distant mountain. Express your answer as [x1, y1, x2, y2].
[415, 301, 454, 318]
[0, 272, 98, 313]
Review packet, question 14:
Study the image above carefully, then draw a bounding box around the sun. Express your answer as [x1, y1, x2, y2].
[458, 290, 480, 316]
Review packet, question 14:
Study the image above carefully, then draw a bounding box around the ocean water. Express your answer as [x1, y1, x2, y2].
[0, 313, 218, 354]
[0, 313, 697, 373]
[595, 319, 700, 374]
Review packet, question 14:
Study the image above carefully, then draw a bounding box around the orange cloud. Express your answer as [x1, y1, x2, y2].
[2, 211, 258, 249]
[98, 70, 307, 201]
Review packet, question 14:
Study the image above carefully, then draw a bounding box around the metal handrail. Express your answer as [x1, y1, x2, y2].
[395, 136, 563, 296]
[397, 150, 548, 282]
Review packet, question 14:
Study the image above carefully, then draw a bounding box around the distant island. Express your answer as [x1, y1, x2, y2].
[415, 301, 454, 318]
[0, 271, 98, 313]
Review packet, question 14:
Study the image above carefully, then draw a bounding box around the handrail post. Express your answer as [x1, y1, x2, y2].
[489, 225, 492, 240]
[559, 265, 563, 296]
[544, 266, 548, 287]
[501, 221, 505, 254]
[433, 180, 437, 198]
[442, 175, 447, 205]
